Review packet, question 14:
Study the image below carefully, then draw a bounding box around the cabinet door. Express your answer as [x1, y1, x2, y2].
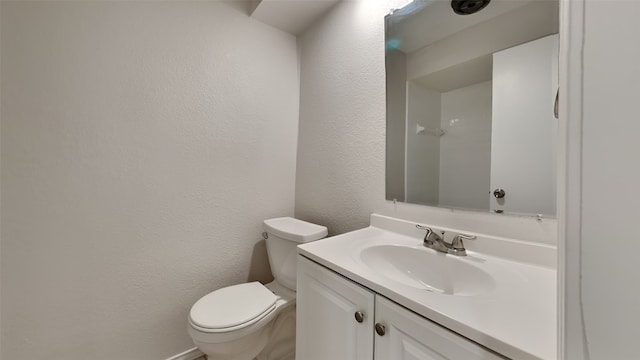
[374, 297, 506, 360]
[296, 256, 375, 360]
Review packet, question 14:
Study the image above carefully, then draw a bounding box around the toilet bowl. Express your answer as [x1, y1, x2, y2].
[188, 281, 295, 360]
[188, 217, 327, 360]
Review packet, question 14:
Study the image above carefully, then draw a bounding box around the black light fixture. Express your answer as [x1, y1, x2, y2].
[451, 0, 491, 15]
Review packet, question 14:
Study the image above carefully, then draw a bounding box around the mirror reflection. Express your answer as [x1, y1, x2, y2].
[385, 0, 559, 217]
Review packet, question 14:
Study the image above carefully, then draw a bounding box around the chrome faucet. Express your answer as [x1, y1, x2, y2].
[422, 227, 449, 253]
[416, 225, 476, 256]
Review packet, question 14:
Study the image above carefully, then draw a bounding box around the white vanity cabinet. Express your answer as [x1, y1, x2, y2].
[374, 296, 505, 360]
[297, 256, 507, 360]
[296, 255, 375, 360]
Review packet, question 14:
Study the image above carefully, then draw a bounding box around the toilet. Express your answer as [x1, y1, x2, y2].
[188, 217, 328, 360]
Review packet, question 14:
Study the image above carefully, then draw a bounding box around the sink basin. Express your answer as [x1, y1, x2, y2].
[359, 245, 496, 296]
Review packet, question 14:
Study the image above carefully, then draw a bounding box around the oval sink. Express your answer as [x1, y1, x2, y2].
[359, 245, 496, 296]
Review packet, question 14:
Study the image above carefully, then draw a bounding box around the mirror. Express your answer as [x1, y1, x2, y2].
[385, 0, 559, 217]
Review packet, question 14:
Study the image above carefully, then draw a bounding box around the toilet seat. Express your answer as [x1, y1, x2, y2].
[189, 282, 277, 333]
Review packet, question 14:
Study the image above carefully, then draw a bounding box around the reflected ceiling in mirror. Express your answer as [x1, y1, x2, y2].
[385, 0, 559, 217]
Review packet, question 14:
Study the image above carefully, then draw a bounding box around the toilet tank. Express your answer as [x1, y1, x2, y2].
[263, 217, 327, 291]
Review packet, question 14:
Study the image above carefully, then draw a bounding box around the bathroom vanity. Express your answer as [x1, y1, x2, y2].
[295, 214, 556, 360]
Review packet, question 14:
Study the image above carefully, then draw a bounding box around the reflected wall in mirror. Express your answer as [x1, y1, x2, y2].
[385, 0, 559, 217]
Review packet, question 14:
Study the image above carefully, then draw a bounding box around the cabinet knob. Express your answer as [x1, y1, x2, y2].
[375, 323, 386, 336]
[354, 311, 364, 323]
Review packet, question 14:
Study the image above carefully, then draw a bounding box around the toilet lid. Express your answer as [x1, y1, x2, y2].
[189, 282, 277, 330]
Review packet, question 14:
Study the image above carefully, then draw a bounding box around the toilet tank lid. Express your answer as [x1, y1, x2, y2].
[263, 217, 328, 243]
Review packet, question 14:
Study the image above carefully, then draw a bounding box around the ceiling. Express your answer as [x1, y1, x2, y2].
[250, 0, 341, 35]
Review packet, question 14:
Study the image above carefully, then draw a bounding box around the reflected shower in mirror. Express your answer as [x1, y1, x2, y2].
[385, 0, 558, 217]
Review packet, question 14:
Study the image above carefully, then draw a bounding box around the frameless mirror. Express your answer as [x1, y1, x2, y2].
[385, 0, 559, 217]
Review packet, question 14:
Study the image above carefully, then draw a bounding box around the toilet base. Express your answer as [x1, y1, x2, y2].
[189, 281, 297, 360]
[255, 305, 296, 360]
[193, 324, 270, 360]
[195, 305, 296, 360]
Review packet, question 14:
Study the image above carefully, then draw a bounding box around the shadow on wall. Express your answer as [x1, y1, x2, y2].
[247, 239, 274, 284]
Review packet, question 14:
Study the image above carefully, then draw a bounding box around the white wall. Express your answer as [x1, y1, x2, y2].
[405, 82, 440, 205]
[0, 2, 299, 359]
[439, 81, 492, 211]
[576, 0, 640, 358]
[295, 0, 556, 244]
[294, 0, 392, 235]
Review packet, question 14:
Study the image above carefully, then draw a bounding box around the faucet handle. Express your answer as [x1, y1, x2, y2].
[415, 225, 442, 244]
[454, 233, 476, 240]
[450, 233, 476, 249]
[447, 233, 476, 256]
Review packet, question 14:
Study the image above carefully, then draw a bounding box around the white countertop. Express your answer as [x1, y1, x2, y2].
[297, 214, 557, 360]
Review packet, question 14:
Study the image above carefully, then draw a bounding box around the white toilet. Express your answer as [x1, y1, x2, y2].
[188, 217, 327, 360]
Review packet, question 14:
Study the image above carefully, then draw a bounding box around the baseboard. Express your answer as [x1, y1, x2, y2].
[164, 347, 204, 360]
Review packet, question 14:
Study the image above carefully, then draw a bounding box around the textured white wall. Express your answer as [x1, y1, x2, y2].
[579, 0, 640, 358]
[439, 81, 492, 211]
[295, 0, 557, 244]
[0, 2, 298, 359]
[295, 0, 393, 235]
